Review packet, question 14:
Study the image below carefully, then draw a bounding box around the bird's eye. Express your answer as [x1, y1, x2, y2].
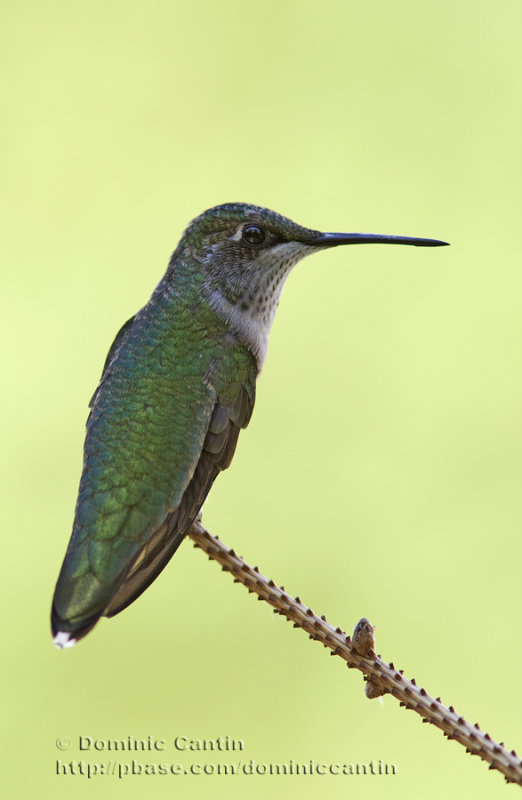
[242, 224, 266, 245]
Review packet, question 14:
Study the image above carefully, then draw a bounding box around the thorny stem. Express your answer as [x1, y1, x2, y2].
[189, 520, 522, 787]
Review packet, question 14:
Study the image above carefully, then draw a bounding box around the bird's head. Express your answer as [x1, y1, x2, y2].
[168, 202, 448, 368]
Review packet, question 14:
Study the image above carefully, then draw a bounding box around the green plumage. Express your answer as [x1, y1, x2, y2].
[53, 262, 256, 641]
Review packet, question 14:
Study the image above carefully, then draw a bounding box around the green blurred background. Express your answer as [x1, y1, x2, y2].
[2, 0, 521, 797]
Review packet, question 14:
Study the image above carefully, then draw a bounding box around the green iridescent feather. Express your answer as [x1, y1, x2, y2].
[52, 272, 256, 639]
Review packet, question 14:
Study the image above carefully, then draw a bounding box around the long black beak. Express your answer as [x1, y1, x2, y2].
[309, 232, 449, 248]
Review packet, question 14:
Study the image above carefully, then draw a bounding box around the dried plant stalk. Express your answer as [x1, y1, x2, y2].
[189, 520, 521, 787]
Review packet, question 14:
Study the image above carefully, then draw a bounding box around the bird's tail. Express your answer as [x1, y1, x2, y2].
[51, 514, 189, 648]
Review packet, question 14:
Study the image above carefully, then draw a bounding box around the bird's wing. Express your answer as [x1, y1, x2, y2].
[89, 314, 136, 407]
[51, 307, 257, 643]
[103, 383, 254, 617]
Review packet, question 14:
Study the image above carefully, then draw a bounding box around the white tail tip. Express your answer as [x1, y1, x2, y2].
[53, 631, 77, 649]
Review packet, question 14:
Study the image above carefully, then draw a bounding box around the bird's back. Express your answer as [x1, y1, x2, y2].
[52, 285, 257, 644]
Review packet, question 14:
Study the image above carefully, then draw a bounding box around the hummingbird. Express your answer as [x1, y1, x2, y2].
[52, 202, 448, 647]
